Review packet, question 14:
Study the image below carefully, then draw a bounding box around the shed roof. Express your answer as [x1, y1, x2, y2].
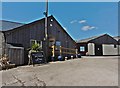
[114, 36, 120, 41]
[0, 20, 24, 31]
[77, 34, 117, 44]
[114, 36, 120, 44]
[77, 34, 106, 43]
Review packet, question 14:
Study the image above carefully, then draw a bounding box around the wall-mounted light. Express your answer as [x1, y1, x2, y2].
[50, 19, 53, 22]
[50, 24, 53, 27]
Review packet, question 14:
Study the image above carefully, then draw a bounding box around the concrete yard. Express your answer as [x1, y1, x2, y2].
[0, 56, 118, 86]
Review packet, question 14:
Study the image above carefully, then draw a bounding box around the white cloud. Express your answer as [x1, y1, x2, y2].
[79, 20, 86, 24]
[70, 19, 86, 24]
[89, 26, 95, 29]
[81, 26, 96, 31]
[81, 26, 90, 31]
[70, 18, 97, 31]
[70, 20, 77, 24]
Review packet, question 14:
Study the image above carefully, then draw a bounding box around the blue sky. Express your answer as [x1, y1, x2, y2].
[2, 2, 118, 40]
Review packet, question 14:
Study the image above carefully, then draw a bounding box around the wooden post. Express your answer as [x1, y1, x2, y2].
[52, 45, 55, 57]
[60, 46, 62, 56]
[51, 45, 55, 61]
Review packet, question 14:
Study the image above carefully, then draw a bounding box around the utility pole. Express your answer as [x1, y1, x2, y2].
[44, 0, 48, 63]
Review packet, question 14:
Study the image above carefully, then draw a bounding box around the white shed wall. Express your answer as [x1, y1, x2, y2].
[118, 45, 120, 55]
[88, 43, 95, 55]
[103, 44, 118, 55]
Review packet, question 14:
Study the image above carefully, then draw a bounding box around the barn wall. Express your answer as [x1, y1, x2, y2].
[5, 17, 76, 50]
[5, 21, 45, 49]
[102, 44, 118, 55]
[48, 16, 76, 49]
[47, 16, 76, 58]
[117, 45, 120, 55]
[4, 16, 76, 62]
[4, 20, 45, 64]
[76, 43, 88, 55]
[88, 43, 95, 55]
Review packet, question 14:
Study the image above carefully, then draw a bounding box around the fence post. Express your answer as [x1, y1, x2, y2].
[52, 45, 55, 57]
[60, 46, 62, 56]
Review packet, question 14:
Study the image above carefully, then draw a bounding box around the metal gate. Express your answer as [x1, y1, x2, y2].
[7, 47, 24, 65]
[51, 45, 78, 59]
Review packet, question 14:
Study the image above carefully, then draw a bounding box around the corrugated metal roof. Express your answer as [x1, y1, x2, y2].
[77, 34, 106, 43]
[114, 36, 120, 41]
[0, 20, 24, 31]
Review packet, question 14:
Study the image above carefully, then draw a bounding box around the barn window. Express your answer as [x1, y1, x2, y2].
[80, 46, 85, 51]
[30, 40, 36, 46]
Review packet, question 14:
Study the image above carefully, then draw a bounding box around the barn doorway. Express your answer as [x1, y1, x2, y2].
[95, 44, 103, 56]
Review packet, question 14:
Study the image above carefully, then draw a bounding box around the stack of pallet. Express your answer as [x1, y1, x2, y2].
[0, 55, 15, 70]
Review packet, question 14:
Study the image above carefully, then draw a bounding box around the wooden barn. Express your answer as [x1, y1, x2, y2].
[1, 15, 76, 65]
[76, 34, 118, 56]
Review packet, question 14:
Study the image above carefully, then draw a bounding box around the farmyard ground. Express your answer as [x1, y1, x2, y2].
[0, 56, 118, 86]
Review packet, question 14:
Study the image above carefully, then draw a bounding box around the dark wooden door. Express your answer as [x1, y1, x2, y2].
[95, 44, 103, 56]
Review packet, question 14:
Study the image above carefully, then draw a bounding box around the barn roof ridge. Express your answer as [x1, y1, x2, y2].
[2, 15, 76, 43]
[1, 15, 53, 32]
[76, 33, 110, 43]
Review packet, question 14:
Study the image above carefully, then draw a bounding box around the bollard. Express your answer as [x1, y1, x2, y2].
[71, 55, 73, 59]
[65, 57, 67, 60]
